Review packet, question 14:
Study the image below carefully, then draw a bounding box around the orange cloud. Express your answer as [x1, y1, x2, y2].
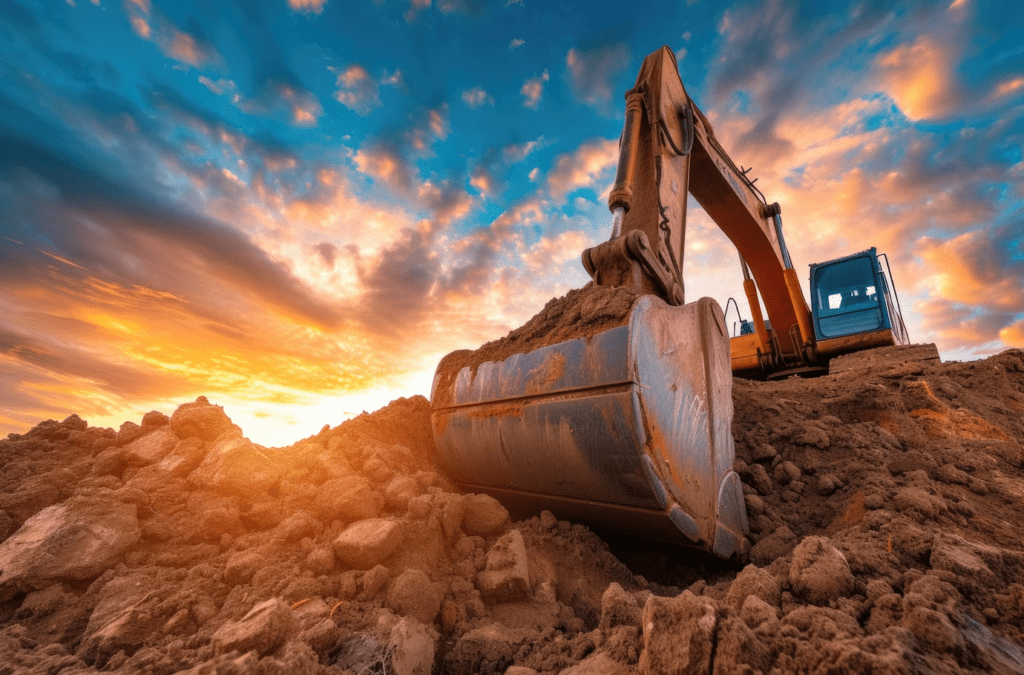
[521, 70, 549, 109]
[288, 0, 326, 14]
[333, 64, 382, 116]
[874, 36, 962, 121]
[520, 230, 592, 271]
[999, 321, 1024, 348]
[918, 230, 1024, 312]
[122, 0, 221, 67]
[461, 86, 494, 109]
[546, 137, 618, 202]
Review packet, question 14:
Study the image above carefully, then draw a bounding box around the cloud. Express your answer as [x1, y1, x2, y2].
[873, 36, 963, 121]
[191, 63, 323, 128]
[520, 230, 592, 271]
[288, 0, 326, 14]
[521, 70, 549, 109]
[546, 137, 618, 202]
[565, 42, 631, 110]
[354, 141, 414, 193]
[469, 147, 503, 196]
[918, 223, 1024, 314]
[404, 0, 431, 21]
[241, 80, 323, 127]
[461, 86, 494, 108]
[0, 115, 344, 330]
[503, 136, 548, 163]
[509, 38, 524, 49]
[333, 64, 382, 116]
[122, 0, 221, 68]
[999, 321, 1024, 348]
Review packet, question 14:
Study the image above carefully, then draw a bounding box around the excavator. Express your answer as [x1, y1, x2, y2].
[430, 46, 909, 559]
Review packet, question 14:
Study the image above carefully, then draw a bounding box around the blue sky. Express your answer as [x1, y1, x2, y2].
[2, 0, 1022, 445]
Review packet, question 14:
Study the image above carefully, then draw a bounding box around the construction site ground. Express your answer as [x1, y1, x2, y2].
[2, 334, 1024, 673]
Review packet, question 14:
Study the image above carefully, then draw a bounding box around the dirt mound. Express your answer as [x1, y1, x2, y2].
[1, 348, 1023, 674]
[433, 283, 640, 406]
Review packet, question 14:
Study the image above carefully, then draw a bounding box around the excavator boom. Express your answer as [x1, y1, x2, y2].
[430, 45, 909, 558]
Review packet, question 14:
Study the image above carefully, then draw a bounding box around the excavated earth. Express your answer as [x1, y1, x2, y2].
[2, 311, 1024, 673]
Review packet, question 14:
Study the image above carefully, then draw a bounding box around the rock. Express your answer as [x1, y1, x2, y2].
[789, 536, 855, 605]
[0, 497, 140, 600]
[461, 493, 510, 536]
[225, 550, 264, 585]
[0, 511, 11, 541]
[386, 569, 442, 625]
[725, 564, 781, 609]
[384, 475, 422, 512]
[797, 423, 831, 448]
[116, 421, 146, 447]
[333, 518, 403, 570]
[600, 582, 642, 630]
[170, 397, 239, 441]
[314, 475, 381, 523]
[505, 668, 541, 675]
[360, 564, 390, 600]
[561, 652, 635, 674]
[154, 437, 206, 478]
[900, 575, 965, 653]
[749, 526, 796, 566]
[121, 427, 177, 466]
[291, 598, 331, 631]
[91, 447, 125, 478]
[739, 595, 779, 630]
[438, 494, 465, 541]
[713, 616, 772, 674]
[639, 591, 717, 675]
[935, 464, 970, 485]
[300, 617, 342, 654]
[444, 623, 536, 675]
[77, 573, 162, 661]
[306, 546, 336, 575]
[276, 510, 323, 542]
[816, 473, 843, 495]
[750, 443, 778, 462]
[0, 483, 62, 527]
[186, 491, 241, 540]
[389, 616, 436, 675]
[476, 529, 531, 603]
[747, 463, 773, 495]
[773, 460, 801, 485]
[929, 533, 999, 586]
[212, 598, 298, 656]
[188, 434, 282, 499]
[892, 487, 944, 519]
[140, 410, 169, 430]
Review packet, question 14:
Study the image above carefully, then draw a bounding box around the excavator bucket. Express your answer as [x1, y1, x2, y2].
[431, 295, 748, 558]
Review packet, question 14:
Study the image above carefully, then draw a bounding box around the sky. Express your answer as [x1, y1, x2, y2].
[1, 0, 1022, 446]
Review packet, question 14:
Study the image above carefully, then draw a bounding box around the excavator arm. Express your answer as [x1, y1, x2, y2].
[582, 46, 816, 375]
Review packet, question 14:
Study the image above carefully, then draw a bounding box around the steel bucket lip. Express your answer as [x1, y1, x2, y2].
[431, 295, 681, 410]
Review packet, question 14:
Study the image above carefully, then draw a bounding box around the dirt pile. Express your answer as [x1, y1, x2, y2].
[1, 348, 1023, 674]
[434, 283, 639, 384]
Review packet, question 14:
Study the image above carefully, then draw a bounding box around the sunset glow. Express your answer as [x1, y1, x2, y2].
[2, 1, 1022, 446]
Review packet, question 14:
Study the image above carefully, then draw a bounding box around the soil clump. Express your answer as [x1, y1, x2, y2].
[0, 348, 1023, 674]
